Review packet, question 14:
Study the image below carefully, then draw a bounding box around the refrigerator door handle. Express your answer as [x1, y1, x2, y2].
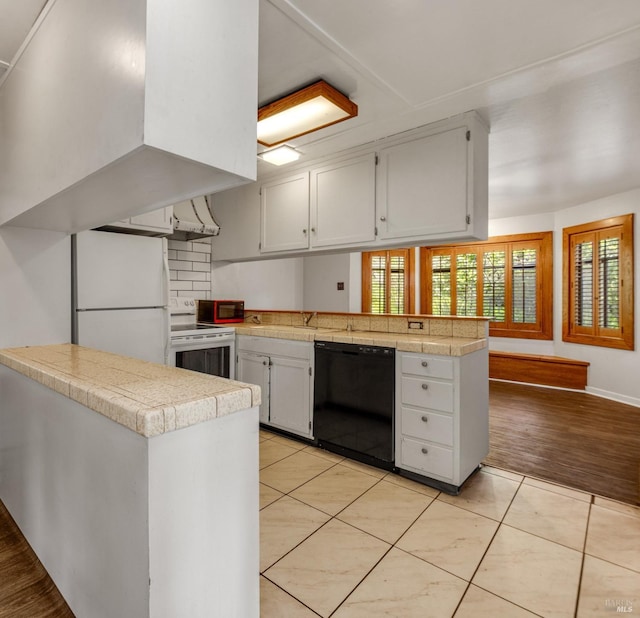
[162, 238, 171, 365]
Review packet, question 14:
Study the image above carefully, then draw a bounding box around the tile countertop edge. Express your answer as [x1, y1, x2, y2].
[0, 344, 260, 438]
[234, 324, 487, 355]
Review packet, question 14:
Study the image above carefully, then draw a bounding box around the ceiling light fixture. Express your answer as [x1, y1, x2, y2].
[258, 145, 301, 166]
[257, 80, 358, 147]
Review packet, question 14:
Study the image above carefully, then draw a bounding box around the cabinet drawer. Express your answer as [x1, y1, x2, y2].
[401, 407, 453, 446]
[401, 376, 454, 413]
[401, 355, 454, 380]
[400, 437, 453, 480]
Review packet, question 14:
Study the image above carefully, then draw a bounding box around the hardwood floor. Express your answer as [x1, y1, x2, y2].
[0, 502, 73, 617]
[1, 381, 638, 616]
[485, 380, 640, 506]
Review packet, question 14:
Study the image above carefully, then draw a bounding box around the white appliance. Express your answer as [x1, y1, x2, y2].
[169, 297, 236, 379]
[73, 230, 170, 364]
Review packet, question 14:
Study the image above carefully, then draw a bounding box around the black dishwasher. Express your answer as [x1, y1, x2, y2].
[313, 341, 395, 469]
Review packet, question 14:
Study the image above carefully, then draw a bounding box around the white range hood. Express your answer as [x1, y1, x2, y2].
[0, 0, 258, 233]
[171, 196, 220, 241]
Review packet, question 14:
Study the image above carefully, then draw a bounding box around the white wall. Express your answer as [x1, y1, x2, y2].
[0, 227, 70, 348]
[303, 253, 351, 312]
[489, 189, 640, 406]
[211, 258, 304, 310]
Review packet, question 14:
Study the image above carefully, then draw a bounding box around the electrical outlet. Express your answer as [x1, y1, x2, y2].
[408, 321, 424, 329]
[337, 282, 344, 290]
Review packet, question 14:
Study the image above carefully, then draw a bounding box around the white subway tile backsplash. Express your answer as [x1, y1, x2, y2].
[192, 262, 211, 272]
[168, 240, 192, 251]
[168, 239, 212, 300]
[178, 271, 208, 281]
[170, 281, 194, 291]
[177, 251, 209, 263]
[192, 241, 212, 253]
[169, 260, 193, 271]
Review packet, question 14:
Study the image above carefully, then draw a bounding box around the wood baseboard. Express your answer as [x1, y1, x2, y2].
[489, 351, 589, 390]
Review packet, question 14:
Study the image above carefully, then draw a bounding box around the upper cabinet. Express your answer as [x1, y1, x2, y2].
[377, 124, 483, 242]
[259, 153, 377, 254]
[211, 111, 488, 261]
[310, 153, 377, 248]
[98, 207, 173, 237]
[260, 173, 310, 253]
[0, 0, 258, 233]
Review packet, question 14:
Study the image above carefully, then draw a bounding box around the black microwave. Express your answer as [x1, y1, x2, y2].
[197, 300, 245, 324]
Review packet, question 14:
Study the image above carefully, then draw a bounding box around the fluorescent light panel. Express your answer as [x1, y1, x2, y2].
[257, 80, 358, 147]
[258, 145, 301, 166]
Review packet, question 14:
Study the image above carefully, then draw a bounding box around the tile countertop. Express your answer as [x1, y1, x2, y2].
[0, 344, 260, 438]
[234, 324, 487, 356]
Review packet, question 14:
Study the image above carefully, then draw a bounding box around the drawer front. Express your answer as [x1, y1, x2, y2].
[401, 407, 453, 446]
[400, 437, 453, 480]
[401, 376, 454, 413]
[401, 355, 454, 380]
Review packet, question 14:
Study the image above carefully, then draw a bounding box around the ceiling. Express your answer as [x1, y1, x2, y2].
[2, 0, 640, 220]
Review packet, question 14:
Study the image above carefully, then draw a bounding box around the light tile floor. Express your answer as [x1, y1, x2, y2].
[258, 429, 640, 618]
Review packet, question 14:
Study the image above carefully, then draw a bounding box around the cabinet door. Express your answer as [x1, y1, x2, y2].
[237, 352, 270, 424]
[108, 207, 173, 234]
[269, 356, 311, 437]
[129, 207, 173, 233]
[310, 153, 376, 248]
[260, 173, 310, 253]
[377, 127, 469, 240]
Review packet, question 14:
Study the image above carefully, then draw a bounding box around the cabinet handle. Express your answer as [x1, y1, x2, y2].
[311, 227, 316, 232]
[421, 447, 428, 455]
[262, 361, 268, 365]
[421, 383, 429, 390]
[303, 228, 307, 234]
[379, 216, 386, 222]
[421, 415, 429, 423]
[421, 361, 428, 367]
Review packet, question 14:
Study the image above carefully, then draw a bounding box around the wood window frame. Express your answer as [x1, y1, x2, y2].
[420, 232, 553, 339]
[562, 214, 634, 350]
[361, 248, 415, 313]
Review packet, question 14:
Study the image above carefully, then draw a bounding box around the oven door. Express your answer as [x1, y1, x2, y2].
[169, 337, 235, 380]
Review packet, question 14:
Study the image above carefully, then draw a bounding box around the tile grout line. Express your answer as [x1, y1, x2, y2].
[572, 496, 595, 618]
[260, 574, 323, 617]
[450, 474, 527, 616]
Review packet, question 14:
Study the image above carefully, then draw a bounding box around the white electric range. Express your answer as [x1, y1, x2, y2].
[169, 297, 236, 379]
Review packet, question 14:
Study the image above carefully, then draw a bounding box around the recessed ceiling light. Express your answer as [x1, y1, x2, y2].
[257, 80, 358, 147]
[257, 145, 301, 166]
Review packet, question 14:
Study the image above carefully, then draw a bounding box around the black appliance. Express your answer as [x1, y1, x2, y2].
[313, 341, 395, 469]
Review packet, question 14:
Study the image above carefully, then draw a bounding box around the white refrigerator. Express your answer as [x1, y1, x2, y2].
[73, 230, 169, 364]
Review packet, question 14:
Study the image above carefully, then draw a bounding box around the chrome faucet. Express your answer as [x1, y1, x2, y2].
[301, 311, 317, 327]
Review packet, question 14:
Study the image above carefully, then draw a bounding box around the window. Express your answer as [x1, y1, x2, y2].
[563, 214, 634, 350]
[362, 249, 414, 313]
[421, 232, 553, 339]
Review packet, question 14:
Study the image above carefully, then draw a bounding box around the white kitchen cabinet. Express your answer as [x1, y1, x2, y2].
[237, 351, 270, 424]
[395, 349, 488, 492]
[260, 173, 310, 253]
[101, 206, 173, 236]
[309, 153, 376, 248]
[377, 113, 488, 243]
[236, 335, 313, 438]
[212, 111, 488, 261]
[269, 356, 313, 436]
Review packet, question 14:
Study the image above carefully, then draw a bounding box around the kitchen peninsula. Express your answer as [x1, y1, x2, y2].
[0, 344, 260, 618]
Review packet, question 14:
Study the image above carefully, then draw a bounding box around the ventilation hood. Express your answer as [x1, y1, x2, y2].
[171, 195, 221, 240]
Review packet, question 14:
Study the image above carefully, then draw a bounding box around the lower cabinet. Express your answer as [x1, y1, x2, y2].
[395, 349, 488, 491]
[236, 336, 313, 438]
